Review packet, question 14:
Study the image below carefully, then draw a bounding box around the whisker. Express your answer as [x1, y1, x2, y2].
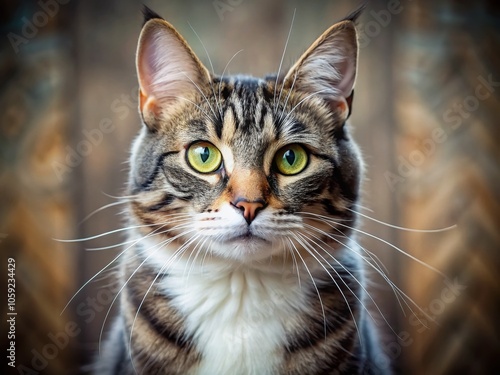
[302, 218, 391, 277]
[300, 211, 446, 278]
[298, 230, 398, 337]
[128, 236, 196, 372]
[78, 200, 130, 226]
[340, 223, 446, 278]
[85, 216, 193, 251]
[274, 8, 296, 112]
[86, 239, 138, 251]
[301, 218, 434, 326]
[285, 236, 327, 340]
[98, 228, 197, 355]
[185, 235, 210, 284]
[353, 202, 374, 213]
[158, 70, 216, 120]
[62, 216, 193, 315]
[218, 49, 244, 105]
[278, 69, 299, 123]
[55, 223, 162, 243]
[284, 236, 302, 288]
[148, 92, 214, 124]
[188, 22, 223, 120]
[200, 236, 217, 271]
[291, 232, 361, 344]
[59, 221, 176, 315]
[345, 207, 457, 233]
[281, 89, 330, 124]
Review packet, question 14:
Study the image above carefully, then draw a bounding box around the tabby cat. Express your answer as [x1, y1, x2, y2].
[96, 5, 390, 375]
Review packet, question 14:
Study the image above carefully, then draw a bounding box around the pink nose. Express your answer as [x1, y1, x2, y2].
[233, 198, 265, 224]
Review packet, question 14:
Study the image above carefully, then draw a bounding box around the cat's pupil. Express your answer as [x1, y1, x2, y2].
[200, 147, 210, 163]
[284, 150, 295, 166]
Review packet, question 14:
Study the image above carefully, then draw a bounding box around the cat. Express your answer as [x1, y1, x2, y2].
[95, 5, 390, 375]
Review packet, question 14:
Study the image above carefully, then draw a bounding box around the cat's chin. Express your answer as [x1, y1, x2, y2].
[226, 234, 270, 248]
[214, 234, 277, 262]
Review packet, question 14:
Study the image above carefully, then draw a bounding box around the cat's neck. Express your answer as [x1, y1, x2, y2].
[121, 232, 364, 375]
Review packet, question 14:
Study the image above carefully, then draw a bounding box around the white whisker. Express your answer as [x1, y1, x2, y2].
[78, 200, 130, 226]
[300, 211, 446, 278]
[291, 232, 361, 344]
[127, 234, 197, 372]
[345, 207, 457, 233]
[98, 228, 197, 355]
[278, 69, 299, 123]
[281, 89, 330, 124]
[218, 49, 244, 104]
[274, 8, 296, 112]
[62, 216, 193, 314]
[285, 235, 327, 340]
[188, 22, 223, 120]
[301, 216, 435, 326]
[298, 229, 399, 337]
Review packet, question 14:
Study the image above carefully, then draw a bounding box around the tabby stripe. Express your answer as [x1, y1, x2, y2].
[213, 116, 224, 139]
[313, 152, 337, 164]
[286, 282, 359, 354]
[321, 198, 346, 217]
[261, 83, 274, 102]
[126, 273, 194, 352]
[127, 252, 193, 352]
[286, 313, 354, 354]
[220, 85, 231, 100]
[332, 165, 359, 203]
[191, 119, 208, 133]
[241, 116, 253, 132]
[258, 105, 268, 130]
[288, 121, 307, 135]
[228, 102, 240, 130]
[147, 194, 175, 211]
[285, 333, 358, 375]
[134, 151, 178, 193]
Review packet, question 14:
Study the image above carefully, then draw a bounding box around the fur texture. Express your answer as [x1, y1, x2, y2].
[95, 6, 390, 375]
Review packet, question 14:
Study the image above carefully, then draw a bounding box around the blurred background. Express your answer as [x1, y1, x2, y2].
[1, 0, 499, 374]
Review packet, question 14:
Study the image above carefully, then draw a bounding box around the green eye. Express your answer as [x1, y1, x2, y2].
[187, 141, 222, 173]
[274, 144, 308, 175]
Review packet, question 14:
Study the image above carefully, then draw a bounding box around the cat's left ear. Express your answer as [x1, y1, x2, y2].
[136, 11, 211, 129]
[283, 17, 359, 121]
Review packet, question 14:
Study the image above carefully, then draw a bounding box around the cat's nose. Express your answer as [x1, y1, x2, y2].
[233, 198, 265, 224]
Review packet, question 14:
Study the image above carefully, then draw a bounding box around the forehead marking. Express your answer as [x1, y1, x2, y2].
[221, 107, 236, 144]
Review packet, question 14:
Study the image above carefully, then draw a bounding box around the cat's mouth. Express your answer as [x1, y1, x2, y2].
[226, 230, 270, 245]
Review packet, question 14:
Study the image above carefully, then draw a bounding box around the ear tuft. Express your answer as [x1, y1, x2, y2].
[343, 3, 366, 24]
[284, 11, 361, 119]
[142, 5, 164, 26]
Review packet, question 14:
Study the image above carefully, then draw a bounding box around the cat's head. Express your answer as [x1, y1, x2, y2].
[128, 7, 362, 265]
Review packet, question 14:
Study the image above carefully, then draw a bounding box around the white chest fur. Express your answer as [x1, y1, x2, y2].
[157, 261, 308, 375]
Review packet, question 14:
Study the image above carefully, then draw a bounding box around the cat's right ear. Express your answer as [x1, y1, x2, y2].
[283, 12, 360, 122]
[136, 16, 211, 129]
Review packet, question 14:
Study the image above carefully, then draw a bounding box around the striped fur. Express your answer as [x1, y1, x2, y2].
[96, 5, 390, 375]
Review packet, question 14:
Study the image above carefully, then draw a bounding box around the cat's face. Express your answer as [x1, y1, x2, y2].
[128, 14, 361, 264]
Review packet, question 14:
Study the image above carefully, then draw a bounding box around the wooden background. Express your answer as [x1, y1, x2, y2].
[1, 0, 498, 374]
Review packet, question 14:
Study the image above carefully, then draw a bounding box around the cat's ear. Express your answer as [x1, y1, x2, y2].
[283, 17, 359, 121]
[136, 15, 211, 128]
